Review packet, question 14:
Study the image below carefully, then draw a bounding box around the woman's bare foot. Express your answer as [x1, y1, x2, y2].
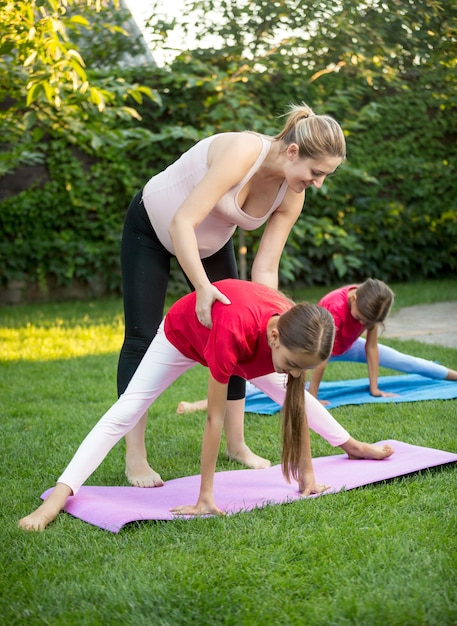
[340, 438, 395, 460]
[176, 399, 208, 414]
[125, 459, 164, 487]
[226, 443, 271, 469]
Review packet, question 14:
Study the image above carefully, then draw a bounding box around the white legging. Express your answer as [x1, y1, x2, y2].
[331, 337, 448, 379]
[58, 321, 350, 495]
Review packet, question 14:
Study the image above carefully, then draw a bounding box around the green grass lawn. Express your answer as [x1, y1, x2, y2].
[1, 278, 457, 625]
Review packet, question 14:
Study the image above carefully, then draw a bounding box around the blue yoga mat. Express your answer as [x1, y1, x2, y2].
[245, 374, 457, 414]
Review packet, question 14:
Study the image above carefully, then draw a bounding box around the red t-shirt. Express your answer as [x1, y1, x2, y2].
[318, 285, 364, 356]
[164, 279, 292, 383]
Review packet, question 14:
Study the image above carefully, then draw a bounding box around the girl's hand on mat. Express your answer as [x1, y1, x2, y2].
[299, 473, 330, 497]
[170, 501, 225, 517]
[196, 285, 231, 328]
[370, 388, 398, 398]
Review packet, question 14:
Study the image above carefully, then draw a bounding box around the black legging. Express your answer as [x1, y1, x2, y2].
[116, 190, 246, 401]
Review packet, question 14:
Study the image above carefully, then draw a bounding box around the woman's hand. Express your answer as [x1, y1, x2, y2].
[195, 285, 231, 328]
[298, 471, 330, 497]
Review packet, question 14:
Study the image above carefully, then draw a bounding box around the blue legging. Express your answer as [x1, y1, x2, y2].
[330, 337, 448, 379]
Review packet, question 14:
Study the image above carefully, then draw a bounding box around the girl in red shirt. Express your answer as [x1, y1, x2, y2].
[309, 279, 457, 403]
[19, 280, 393, 531]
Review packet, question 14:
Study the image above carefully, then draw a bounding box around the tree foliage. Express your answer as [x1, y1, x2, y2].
[144, 0, 457, 285]
[0, 0, 456, 300]
[0, 0, 163, 298]
[0, 0, 160, 174]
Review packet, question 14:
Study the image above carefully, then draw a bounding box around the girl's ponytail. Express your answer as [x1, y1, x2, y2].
[281, 371, 308, 483]
[277, 302, 334, 482]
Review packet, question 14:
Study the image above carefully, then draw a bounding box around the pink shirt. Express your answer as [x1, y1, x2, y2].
[142, 133, 288, 258]
[164, 279, 292, 383]
[318, 285, 364, 356]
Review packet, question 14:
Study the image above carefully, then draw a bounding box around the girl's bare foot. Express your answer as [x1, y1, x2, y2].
[176, 399, 208, 414]
[226, 443, 271, 469]
[19, 502, 61, 532]
[19, 483, 72, 531]
[340, 438, 395, 460]
[125, 460, 164, 487]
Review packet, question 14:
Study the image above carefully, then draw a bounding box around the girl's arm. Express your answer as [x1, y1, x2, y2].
[308, 360, 330, 404]
[365, 327, 382, 395]
[365, 327, 396, 397]
[251, 190, 303, 288]
[297, 401, 330, 496]
[170, 376, 228, 516]
[169, 134, 264, 328]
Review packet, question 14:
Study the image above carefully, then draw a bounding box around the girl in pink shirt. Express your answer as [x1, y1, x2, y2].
[19, 280, 393, 531]
[309, 279, 457, 403]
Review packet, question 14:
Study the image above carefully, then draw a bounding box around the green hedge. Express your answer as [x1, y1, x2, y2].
[0, 141, 135, 294]
[1, 61, 456, 300]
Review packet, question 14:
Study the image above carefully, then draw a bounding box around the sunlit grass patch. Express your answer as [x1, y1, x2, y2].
[1, 321, 124, 361]
[0, 299, 125, 361]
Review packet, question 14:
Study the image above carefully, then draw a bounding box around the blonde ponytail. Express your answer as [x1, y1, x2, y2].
[275, 102, 346, 160]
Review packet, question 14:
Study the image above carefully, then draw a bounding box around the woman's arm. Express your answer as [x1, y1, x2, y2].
[251, 190, 303, 288]
[169, 134, 264, 327]
[170, 375, 228, 516]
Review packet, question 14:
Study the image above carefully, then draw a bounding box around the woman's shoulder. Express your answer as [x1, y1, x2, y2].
[210, 131, 269, 153]
[206, 132, 271, 175]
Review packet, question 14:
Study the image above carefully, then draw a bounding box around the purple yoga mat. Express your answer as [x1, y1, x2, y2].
[41, 440, 457, 532]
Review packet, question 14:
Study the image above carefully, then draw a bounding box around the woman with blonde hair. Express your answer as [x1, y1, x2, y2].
[117, 103, 346, 486]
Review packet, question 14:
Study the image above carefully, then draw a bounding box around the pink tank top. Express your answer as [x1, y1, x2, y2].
[142, 133, 289, 258]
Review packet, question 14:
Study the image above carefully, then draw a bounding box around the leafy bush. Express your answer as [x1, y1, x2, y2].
[1, 0, 456, 300]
